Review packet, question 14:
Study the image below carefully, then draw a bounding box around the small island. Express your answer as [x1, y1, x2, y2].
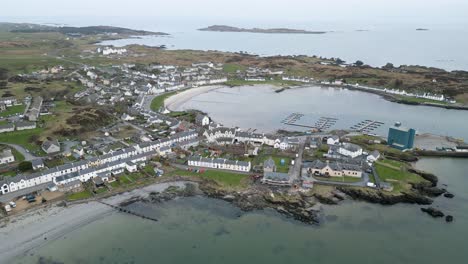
[416, 28, 429, 31]
[198, 25, 327, 34]
[6, 23, 168, 36]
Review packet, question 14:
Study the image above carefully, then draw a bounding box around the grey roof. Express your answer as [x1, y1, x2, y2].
[369, 150, 380, 158]
[0, 149, 13, 158]
[42, 139, 60, 151]
[305, 160, 361, 172]
[195, 114, 207, 123]
[341, 143, 362, 152]
[211, 127, 235, 134]
[94, 177, 104, 185]
[15, 121, 36, 128]
[60, 180, 82, 189]
[263, 158, 276, 169]
[188, 156, 249, 167]
[0, 123, 15, 130]
[31, 159, 44, 167]
[264, 172, 290, 181]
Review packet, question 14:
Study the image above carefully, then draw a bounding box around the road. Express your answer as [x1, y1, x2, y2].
[289, 139, 306, 183]
[142, 94, 157, 112]
[0, 143, 39, 161]
[0, 183, 50, 203]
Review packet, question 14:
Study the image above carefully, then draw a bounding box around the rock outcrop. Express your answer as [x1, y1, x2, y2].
[421, 207, 444, 218]
[337, 187, 433, 205]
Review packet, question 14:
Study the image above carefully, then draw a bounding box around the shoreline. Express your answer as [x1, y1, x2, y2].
[165, 85, 224, 111]
[0, 181, 188, 263]
[0, 171, 452, 262]
[166, 83, 468, 114]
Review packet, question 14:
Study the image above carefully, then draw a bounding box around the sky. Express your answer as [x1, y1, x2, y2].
[2, 0, 468, 26]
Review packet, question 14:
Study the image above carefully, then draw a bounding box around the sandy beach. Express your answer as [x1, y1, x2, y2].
[0, 181, 188, 262]
[165, 85, 224, 111]
[165, 84, 290, 112]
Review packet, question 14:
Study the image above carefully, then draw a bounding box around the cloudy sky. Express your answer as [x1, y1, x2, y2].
[2, 0, 468, 24]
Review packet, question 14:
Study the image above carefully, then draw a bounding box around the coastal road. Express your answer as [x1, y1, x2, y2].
[0, 143, 39, 161]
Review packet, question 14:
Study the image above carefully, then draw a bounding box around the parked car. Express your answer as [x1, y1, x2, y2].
[9, 201, 16, 208]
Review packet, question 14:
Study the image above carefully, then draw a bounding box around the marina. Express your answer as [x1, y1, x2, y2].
[281, 113, 338, 131]
[350, 120, 385, 133]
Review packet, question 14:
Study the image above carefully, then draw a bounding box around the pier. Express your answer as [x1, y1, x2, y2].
[350, 120, 384, 133]
[314, 117, 338, 130]
[281, 112, 304, 124]
[99, 201, 158, 222]
[281, 113, 338, 131]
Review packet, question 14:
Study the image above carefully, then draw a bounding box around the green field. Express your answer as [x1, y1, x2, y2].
[0, 128, 44, 153]
[67, 190, 93, 201]
[150, 91, 177, 111]
[0, 105, 26, 118]
[167, 169, 249, 188]
[223, 64, 246, 73]
[269, 156, 291, 173]
[95, 188, 108, 194]
[375, 162, 426, 193]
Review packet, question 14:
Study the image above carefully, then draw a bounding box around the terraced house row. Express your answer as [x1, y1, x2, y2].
[0, 130, 199, 195]
[188, 156, 251, 172]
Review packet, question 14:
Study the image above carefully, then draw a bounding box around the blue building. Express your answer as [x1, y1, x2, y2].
[387, 125, 416, 150]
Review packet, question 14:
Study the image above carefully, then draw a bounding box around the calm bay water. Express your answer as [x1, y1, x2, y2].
[4, 16, 468, 70]
[101, 28, 468, 71]
[176, 85, 468, 141]
[15, 158, 468, 264]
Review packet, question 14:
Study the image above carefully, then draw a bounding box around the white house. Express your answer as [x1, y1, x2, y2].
[16, 121, 37, 131]
[188, 156, 251, 172]
[121, 113, 135, 121]
[367, 150, 381, 163]
[203, 127, 236, 143]
[274, 137, 299, 150]
[42, 139, 61, 154]
[338, 143, 363, 158]
[0, 124, 15, 133]
[0, 149, 15, 164]
[195, 114, 210, 126]
[327, 136, 340, 145]
[126, 161, 138, 173]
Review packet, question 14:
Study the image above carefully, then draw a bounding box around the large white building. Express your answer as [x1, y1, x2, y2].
[337, 143, 363, 158]
[188, 156, 251, 172]
[305, 160, 362, 178]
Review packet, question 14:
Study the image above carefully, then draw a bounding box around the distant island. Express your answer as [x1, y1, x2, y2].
[198, 25, 327, 34]
[2, 22, 168, 36]
[416, 28, 429, 31]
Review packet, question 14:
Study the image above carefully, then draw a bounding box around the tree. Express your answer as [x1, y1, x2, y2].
[355, 60, 364, 66]
[0, 68, 8, 80]
[383, 63, 394, 69]
[394, 79, 404, 88]
[18, 161, 33, 172]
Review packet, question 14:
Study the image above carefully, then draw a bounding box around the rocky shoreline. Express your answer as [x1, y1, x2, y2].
[120, 173, 454, 225]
